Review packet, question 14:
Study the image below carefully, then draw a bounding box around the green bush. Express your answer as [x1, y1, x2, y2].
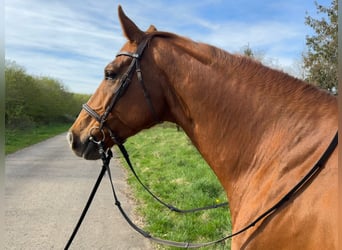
[5, 61, 90, 129]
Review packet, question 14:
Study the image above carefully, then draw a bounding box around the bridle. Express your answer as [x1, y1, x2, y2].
[65, 34, 339, 249]
[82, 35, 159, 147]
[83, 34, 229, 212]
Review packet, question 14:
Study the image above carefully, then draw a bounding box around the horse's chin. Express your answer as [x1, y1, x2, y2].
[81, 142, 102, 160]
[67, 131, 118, 160]
[68, 132, 102, 160]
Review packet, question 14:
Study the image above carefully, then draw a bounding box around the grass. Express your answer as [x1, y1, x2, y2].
[119, 124, 232, 249]
[5, 123, 71, 154]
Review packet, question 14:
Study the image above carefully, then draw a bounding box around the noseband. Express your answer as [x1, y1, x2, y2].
[82, 36, 159, 145]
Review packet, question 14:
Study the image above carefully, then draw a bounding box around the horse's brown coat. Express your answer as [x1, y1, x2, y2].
[68, 6, 338, 249]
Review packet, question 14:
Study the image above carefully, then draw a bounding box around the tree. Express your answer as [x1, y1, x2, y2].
[5, 60, 91, 129]
[5, 61, 39, 128]
[240, 44, 286, 73]
[303, 0, 337, 93]
[241, 43, 265, 62]
[242, 43, 254, 58]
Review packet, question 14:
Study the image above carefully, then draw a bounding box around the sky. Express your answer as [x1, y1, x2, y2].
[5, 0, 331, 94]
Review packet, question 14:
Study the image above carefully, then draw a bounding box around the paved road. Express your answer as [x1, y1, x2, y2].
[5, 133, 152, 250]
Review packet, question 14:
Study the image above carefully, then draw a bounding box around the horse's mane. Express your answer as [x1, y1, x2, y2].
[149, 31, 334, 103]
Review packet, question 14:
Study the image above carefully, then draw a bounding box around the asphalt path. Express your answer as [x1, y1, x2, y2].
[5, 133, 152, 250]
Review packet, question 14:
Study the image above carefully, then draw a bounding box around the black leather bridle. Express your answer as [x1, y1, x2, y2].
[82, 35, 159, 146]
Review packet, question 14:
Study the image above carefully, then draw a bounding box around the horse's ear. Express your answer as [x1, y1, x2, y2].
[118, 5, 144, 43]
[146, 25, 157, 33]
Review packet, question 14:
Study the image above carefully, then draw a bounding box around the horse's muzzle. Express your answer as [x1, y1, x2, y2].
[67, 131, 102, 160]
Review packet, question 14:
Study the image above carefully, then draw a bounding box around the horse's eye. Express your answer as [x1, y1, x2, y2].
[104, 71, 117, 81]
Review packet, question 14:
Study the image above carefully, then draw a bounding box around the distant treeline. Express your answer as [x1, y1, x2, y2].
[5, 61, 91, 129]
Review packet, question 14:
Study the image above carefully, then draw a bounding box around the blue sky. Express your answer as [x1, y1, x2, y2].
[5, 0, 331, 94]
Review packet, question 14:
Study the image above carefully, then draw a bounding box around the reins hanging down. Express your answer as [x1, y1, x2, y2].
[117, 143, 228, 213]
[64, 148, 111, 250]
[64, 143, 231, 249]
[65, 132, 337, 249]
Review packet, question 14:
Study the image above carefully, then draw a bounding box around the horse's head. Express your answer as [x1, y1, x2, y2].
[68, 6, 167, 160]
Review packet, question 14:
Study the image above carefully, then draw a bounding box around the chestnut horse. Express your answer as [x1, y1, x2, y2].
[68, 6, 338, 249]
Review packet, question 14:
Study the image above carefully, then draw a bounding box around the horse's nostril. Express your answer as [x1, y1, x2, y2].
[67, 132, 73, 146]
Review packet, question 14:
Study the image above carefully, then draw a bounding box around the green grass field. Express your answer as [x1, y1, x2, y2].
[120, 124, 232, 249]
[5, 123, 71, 154]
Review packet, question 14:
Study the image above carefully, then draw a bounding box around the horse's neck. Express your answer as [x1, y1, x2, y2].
[158, 40, 337, 221]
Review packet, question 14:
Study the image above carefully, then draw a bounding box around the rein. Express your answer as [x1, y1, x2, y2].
[118, 142, 228, 213]
[65, 131, 338, 249]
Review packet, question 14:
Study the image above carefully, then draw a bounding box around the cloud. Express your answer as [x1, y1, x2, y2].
[196, 20, 306, 68]
[5, 0, 124, 93]
[5, 0, 313, 93]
